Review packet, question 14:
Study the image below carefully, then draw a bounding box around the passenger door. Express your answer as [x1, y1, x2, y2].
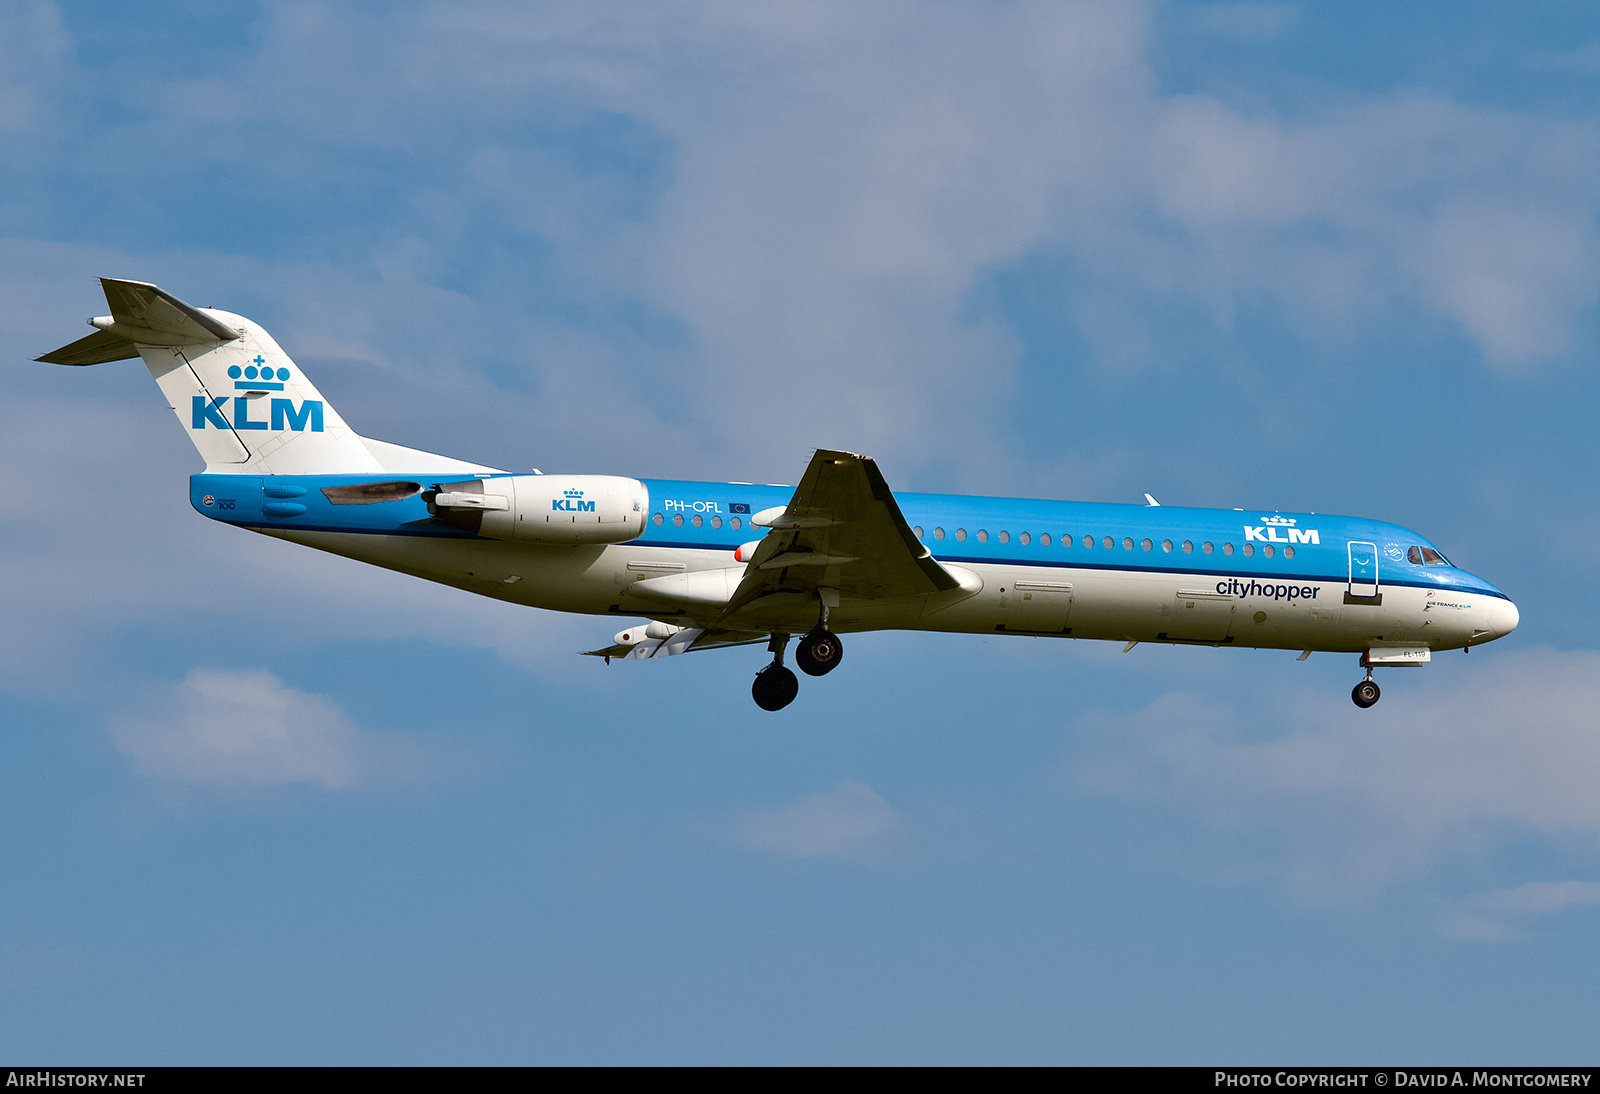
[1348, 541, 1379, 599]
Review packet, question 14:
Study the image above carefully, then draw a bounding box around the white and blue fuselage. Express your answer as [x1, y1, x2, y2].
[41, 279, 1519, 711]
[187, 471, 1515, 657]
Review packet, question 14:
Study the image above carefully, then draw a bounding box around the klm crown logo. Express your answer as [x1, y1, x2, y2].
[1260, 515, 1297, 526]
[564, 488, 584, 498]
[228, 356, 291, 390]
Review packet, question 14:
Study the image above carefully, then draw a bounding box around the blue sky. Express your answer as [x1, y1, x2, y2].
[4, 0, 1600, 1064]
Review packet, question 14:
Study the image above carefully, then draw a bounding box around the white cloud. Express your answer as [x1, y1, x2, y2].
[735, 779, 906, 863]
[1442, 881, 1600, 942]
[367, 4, 1600, 391]
[1071, 649, 1600, 905]
[109, 668, 428, 789]
[1411, 198, 1600, 367]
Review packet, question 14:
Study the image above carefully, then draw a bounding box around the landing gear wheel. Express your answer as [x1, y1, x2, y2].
[795, 629, 843, 677]
[752, 664, 799, 711]
[1351, 679, 1381, 708]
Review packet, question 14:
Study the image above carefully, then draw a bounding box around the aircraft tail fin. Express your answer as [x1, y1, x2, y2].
[37, 279, 383, 475]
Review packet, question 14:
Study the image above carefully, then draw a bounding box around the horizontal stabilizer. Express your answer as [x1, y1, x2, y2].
[36, 278, 240, 364]
[99, 278, 241, 344]
[35, 327, 140, 366]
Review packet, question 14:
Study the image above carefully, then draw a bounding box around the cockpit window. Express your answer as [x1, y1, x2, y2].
[1408, 545, 1450, 566]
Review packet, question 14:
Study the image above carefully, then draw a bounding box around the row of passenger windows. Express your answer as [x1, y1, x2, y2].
[652, 513, 743, 529]
[912, 527, 1296, 559]
[648, 511, 1295, 560]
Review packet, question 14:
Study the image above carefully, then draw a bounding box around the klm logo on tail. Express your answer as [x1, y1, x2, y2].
[192, 396, 324, 432]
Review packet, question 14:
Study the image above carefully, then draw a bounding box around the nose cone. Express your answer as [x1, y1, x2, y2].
[1483, 597, 1520, 642]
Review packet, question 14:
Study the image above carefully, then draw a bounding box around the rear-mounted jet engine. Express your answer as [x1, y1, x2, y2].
[425, 475, 647, 544]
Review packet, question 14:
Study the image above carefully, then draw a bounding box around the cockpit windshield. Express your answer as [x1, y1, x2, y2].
[1407, 545, 1450, 566]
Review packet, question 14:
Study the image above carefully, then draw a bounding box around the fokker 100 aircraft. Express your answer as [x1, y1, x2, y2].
[38, 279, 1519, 710]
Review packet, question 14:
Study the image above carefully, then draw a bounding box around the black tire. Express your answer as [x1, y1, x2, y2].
[1351, 680, 1381, 708]
[795, 629, 843, 677]
[753, 664, 800, 711]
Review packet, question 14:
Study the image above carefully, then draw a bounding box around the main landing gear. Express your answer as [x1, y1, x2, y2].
[752, 596, 845, 710]
[752, 633, 800, 711]
[795, 627, 843, 676]
[796, 592, 843, 677]
[1351, 669, 1381, 709]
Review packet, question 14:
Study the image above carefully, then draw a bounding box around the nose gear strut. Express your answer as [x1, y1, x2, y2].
[1351, 665, 1381, 709]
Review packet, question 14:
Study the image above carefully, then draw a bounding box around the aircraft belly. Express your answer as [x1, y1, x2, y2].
[917, 564, 1005, 632]
[998, 571, 1074, 635]
[920, 565, 1396, 653]
[1379, 587, 1431, 644]
[1228, 582, 1341, 649]
[1069, 571, 1179, 641]
[265, 527, 1485, 655]
[270, 530, 642, 614]
[1160, 589, 1235, 643]
[709, 597, 920, 635]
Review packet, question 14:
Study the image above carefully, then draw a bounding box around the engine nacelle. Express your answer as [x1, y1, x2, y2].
[427, 474, 647, 544]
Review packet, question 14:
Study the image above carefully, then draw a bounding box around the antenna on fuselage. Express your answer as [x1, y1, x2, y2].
[1143, 493, 1160, 506]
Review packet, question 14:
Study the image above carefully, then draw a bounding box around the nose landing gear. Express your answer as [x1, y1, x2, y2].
[1351, 671, 1381, 709]
[752, 633, 799, 711]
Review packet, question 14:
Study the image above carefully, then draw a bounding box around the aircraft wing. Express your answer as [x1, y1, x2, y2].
[719, 449, 964, 621]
